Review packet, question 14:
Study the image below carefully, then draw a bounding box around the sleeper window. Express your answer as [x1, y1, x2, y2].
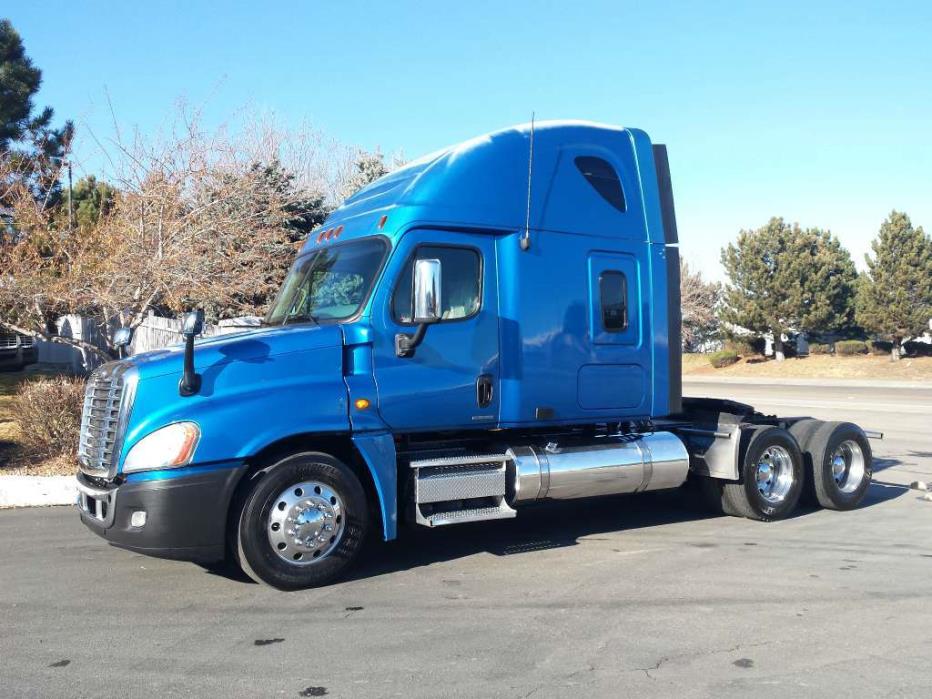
[575, 156, 626, 212]
[393, 246, 481, 323]
[600, 271, 627, 332]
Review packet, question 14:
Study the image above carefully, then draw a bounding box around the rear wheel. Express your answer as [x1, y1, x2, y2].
[709, 426, 805, 521]
[806, 422, 872, 510]
[235, 452, 369, 590]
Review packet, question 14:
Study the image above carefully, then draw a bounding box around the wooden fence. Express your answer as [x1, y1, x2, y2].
[36, 313, 261, 374]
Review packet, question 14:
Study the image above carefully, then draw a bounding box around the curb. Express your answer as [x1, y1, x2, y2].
[0, 476, 76, 508]
[683, 376, 932, 389]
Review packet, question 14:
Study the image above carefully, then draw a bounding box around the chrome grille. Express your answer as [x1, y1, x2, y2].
[0, 331, 19, 348]
[78, 362, 135, 477]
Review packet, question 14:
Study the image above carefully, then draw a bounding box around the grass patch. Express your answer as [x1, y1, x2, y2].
[683, 353, 932, 380]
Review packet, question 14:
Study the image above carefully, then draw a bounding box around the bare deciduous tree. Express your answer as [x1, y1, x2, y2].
[1, 108, 395, 361]
[680, 259, 721, 351]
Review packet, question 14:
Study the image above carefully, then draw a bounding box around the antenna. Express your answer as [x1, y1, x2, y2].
[520, 112, 535, 251]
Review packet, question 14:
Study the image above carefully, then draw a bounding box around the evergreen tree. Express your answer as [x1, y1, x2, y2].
[855, 211, 932, 360]
[721, 217, 858, 360]
[67, 175, 118, 232]
[0, 19, 73, 206]
[0, 19, 42, 149]
[341, 150, 390, 200]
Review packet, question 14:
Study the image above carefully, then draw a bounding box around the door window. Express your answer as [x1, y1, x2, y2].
[393, 246, 481, 323]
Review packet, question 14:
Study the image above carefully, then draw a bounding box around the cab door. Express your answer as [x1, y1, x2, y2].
[371, 230, 499, 431]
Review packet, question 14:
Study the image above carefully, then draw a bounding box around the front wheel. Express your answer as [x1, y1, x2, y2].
[235, 452, 369, 590]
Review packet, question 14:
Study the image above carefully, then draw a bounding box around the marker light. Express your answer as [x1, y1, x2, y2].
[333, 225, 344, 238]
[123, 422, 200, 474]
[377, 215, 388, 230]
[354, 398, 371, 410]
[316, 231, 327, 243]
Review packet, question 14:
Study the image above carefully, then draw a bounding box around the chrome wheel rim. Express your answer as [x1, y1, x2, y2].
[830, 440, 866, 494]
[755, 445, 795, 504]
[267, 481, 345, 565]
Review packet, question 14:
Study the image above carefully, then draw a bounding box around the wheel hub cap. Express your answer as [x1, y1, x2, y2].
[267, 481, 345, 565]
[755, 445, 794, 504]
[830, 440, 866, 494]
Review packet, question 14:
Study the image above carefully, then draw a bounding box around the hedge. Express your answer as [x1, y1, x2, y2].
[835, 340, 868, 356]
[708, 350, 739, 368]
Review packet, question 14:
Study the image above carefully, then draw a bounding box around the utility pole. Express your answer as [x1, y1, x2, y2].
[67, 158, 74, 233]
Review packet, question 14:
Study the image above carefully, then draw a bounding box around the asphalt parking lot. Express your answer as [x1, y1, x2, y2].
[1, 380, 930, 698]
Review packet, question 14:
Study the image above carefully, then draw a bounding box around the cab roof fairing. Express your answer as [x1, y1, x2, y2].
[299, 121, 663, 255]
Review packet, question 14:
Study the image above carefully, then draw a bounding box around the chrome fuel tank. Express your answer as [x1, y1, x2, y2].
[507, 431, 689, 503]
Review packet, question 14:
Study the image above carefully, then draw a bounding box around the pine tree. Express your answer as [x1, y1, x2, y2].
[855, 211, 932, 360]
[0, 19, 73, 206]
[721, 217, 858, 360]
[341, 150, 390, 200]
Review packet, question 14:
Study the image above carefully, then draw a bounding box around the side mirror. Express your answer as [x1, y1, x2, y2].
[179, 310, 205, 397]
[413, 258, 442, 323]
[182, 310, 205, 338]
[113, 326, 134, 359]
[396, 258, 442, 358]
[113, 327, 133, 348]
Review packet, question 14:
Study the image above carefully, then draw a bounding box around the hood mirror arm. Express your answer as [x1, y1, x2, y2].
[179, 310, 205, 397]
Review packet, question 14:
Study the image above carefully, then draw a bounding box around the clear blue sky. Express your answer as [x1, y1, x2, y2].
[8, 1, 932, 278]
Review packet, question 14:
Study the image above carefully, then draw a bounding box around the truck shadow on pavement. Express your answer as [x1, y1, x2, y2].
[204, 480, 906, 586]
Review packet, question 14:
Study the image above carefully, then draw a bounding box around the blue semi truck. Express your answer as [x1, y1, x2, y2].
[76, 122, 873, 589]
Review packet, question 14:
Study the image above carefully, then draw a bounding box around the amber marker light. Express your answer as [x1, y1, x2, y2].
[354, 398, 371, 410]
[377, 215, 388, 230]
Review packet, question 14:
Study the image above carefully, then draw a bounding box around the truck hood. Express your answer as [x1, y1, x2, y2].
[129, 323, 345, 381]
[118, 322, 351, 470]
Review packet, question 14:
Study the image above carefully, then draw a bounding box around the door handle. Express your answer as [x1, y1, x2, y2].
[476, 374, 493, 408]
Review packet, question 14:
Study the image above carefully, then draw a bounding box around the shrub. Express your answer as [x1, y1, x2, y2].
[12, 376, 85, 463]
[724, 337, 764, 357]
[708, 350, 739, 368]
[835, 340, 868, 356]
[867, 340, 893, 356]
[809, 343, 832, 355]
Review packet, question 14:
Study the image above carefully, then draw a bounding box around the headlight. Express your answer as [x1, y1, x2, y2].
[122, 422, 200, 474]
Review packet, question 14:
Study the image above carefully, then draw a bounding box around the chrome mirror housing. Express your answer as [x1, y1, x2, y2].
[413, 258, 442, 323]
[182, 310, 205, 338]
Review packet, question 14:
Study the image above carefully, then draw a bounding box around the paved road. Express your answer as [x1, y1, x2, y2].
[2, 381, 931, 698]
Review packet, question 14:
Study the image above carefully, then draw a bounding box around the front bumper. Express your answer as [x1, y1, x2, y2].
[76, 463, 248, 563]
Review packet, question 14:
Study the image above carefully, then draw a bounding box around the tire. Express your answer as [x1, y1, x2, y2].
[235, 452, 369, 590]
[805, 422, 872, 510]
[789, 419, 824, 505]
[712, 426, 805, 521]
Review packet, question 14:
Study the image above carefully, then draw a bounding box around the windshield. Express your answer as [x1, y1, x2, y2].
[265, 238, 387, 325]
